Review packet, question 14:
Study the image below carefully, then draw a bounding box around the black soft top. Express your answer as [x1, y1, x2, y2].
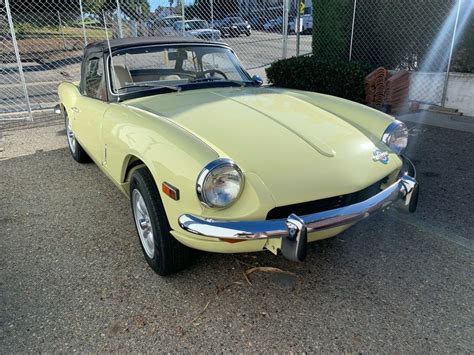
[84, 36, 224, 55]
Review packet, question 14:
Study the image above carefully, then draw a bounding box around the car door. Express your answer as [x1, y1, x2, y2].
[74, 56, 109, 164]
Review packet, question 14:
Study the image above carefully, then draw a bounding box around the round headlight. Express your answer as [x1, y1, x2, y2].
[196, 159, 244, 208]
[382, 120, 408, 154]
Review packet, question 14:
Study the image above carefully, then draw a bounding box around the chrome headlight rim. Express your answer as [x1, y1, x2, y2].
[196, 158, 244, 208]
[382, 120, 408, 154]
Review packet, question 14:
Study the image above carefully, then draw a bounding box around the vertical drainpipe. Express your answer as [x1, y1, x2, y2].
[441, 0, 462, 107]
[5, 0, 32, 121]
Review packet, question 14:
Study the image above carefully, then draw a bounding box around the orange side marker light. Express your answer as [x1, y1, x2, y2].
[162, 182, 180, 201]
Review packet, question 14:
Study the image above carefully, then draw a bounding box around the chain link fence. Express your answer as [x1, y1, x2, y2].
[0, 0, 312, 122]
[1, 0, 471, 121]
[313, 0, 473, 106]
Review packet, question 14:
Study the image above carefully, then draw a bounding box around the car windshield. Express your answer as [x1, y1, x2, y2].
[109, 44, 251, 95]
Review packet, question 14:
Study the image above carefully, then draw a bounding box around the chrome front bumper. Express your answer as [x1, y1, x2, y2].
[178, 158, 419, 261]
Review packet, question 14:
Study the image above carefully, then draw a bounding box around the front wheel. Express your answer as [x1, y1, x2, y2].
[65, 111, 89, 163]
[130, 167, 193, 275]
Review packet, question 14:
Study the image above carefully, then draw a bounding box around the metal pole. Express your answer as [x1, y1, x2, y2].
[210, 0, 214, 40]
[282, 0, 289, 59]
[5, 0, 32, 121]
[181, 0, 185, 36]
[442, 0, 462, 107]
[116, 0, 124, 38]
[349, 0, 357, 61]
[296, 0, 302, 56]
[58, 11, 67, 50]
[78, 0, 87, 46]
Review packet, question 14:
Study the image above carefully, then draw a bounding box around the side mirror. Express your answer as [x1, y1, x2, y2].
[251, 74, 263, 85]
[53, 104, 61, 114]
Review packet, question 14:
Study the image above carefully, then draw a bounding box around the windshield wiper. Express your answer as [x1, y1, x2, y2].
[116, 82, 181, 92]
[189, 77, 247, 87]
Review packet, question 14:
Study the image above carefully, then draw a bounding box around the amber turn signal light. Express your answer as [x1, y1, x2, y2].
[162, 182, 180, 201]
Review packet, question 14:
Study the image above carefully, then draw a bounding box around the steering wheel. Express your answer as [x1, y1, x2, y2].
[200, 69, 228, 80]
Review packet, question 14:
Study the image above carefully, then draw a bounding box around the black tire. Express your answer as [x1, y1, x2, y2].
[130, 167, 193, 275]
[64, 111, 90, 163]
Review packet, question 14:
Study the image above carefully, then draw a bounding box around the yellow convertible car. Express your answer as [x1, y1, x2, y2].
[55, 37, 419, 275]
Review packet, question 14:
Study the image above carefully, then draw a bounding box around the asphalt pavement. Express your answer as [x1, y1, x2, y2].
[0, 113, 473, 352]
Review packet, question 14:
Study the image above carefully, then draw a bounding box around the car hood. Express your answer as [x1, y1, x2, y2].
[127, 87, 401, 206]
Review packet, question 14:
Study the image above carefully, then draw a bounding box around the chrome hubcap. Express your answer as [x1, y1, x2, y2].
[132, 189, 155, 259]
[66, 116, 77, 154]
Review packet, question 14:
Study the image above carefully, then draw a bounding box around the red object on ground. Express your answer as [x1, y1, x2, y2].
[364, 67, 410, 113]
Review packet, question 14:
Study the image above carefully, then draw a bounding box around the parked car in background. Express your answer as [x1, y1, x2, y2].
[263, 17, 282, 32]
[174, 20, 221, 40]
[249, 16, 267, 31]
[263, 17, 293, 33]
[153, 15, 182, 36]
[217, 16, 251, 37]
[55, 37, 418, 276]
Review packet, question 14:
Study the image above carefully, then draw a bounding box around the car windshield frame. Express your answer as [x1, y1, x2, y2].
[105, 43, 254, 102]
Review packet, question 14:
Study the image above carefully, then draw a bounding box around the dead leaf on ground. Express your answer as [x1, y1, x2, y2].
[245, 266, 295, 276]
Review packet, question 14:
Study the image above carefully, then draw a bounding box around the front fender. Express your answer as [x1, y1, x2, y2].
[101, 104, 277, 232]
[285, 89, 395, 143]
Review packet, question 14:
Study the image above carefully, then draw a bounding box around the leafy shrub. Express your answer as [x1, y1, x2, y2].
[265, 55, 372, 103]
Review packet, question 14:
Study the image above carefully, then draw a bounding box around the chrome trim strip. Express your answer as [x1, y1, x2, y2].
[179, 160, 418, 240]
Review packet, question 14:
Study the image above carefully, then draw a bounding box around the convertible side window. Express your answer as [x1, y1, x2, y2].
[84, 58, 106, 100]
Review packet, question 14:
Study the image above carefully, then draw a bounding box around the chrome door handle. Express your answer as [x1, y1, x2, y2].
[71, 107, 79, 113]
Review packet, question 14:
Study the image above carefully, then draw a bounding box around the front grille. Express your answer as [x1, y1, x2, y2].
[266, 177, 388, 220]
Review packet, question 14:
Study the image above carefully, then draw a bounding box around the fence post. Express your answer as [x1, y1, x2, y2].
[181, 1, 185, 36]
[349, 0, 357, 61]
[442, 0, 462, 107]
[58, 11, 67, 50]
[210, 0, 214, 40]
[296, 0, 302, 56]
[282, 0, 289, 59]
[5, 0, 32, 121]
[116, 0, 124, 38]
[79, 0, 87, 46]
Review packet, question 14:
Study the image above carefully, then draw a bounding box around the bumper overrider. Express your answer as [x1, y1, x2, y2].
[178, 157, 419, 262]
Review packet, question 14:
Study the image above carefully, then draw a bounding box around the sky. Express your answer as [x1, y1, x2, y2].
[149, 0, 196, 11]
